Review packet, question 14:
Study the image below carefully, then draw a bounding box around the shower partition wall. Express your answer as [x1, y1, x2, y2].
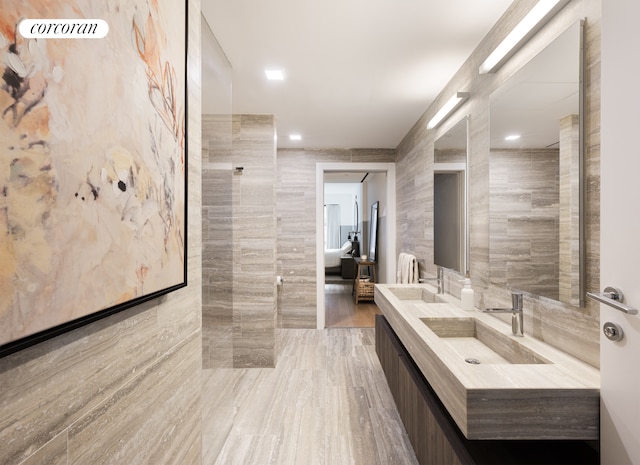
[201, 20, 236, 368]
[202, 161, 233, 368]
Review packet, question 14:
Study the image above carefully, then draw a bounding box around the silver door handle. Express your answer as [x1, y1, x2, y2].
[587, 286, 638, 315]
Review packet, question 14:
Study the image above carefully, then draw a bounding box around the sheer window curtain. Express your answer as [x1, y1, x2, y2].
[324, 204, 341, 249]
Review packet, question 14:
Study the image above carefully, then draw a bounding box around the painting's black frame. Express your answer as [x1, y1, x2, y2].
[0, 0, 189, 359]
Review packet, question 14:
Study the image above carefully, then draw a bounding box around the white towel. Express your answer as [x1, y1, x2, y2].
[397, 253, 419, 284]
[396, 253, 405, 283]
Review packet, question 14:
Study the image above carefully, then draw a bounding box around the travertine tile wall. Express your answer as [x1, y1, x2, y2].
[559, 114, 581, 306]
[396, 0, 601, 368]
[489, 148, 560, 300]
[202, 161, 233, 368]
[0, 2, 203, 464]
[202, 114, 277, 368]
[276, 148, 395, 328]
[434, 148, 466, 164]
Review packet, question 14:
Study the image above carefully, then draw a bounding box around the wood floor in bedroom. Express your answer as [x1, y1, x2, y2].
[324, 283, 382, 328]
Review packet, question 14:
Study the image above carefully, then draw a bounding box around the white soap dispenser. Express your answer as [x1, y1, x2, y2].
[460, 278, 474, 311]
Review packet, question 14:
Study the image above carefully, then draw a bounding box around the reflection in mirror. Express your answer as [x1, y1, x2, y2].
[434, 116, 468, 274]
[489, 21, 583, 306]
[368, 201, 379, 262]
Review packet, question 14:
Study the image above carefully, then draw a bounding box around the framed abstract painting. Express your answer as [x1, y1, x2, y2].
[0, 0, 188, 357]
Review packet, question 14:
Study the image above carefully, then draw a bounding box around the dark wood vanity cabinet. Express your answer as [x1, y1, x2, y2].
[374, 315, 598, 465]
[376, 314, 471, 465]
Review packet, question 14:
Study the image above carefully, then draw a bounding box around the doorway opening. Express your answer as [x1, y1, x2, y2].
[324, 173, 375, 327]
[315, 162, 396, 329]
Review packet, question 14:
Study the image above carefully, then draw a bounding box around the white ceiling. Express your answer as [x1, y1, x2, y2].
[324, 171, 370, 184]
[201, 0, 514, 149]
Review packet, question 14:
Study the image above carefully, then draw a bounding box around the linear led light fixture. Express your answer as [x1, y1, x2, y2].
[427, 92, 470, 130]
[479, 0, 569, 74]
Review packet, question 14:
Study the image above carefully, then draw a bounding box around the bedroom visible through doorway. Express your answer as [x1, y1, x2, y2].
[323, 171, 383, 328]
[316, 162, 396, 330]
[325, 282, 381, 327]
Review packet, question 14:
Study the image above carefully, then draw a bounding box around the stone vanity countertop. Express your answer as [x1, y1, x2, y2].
[374, 283, 600, 441]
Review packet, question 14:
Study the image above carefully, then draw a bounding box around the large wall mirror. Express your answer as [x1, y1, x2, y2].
[434, 116, 469, 275]
[489, 20, 584, 306]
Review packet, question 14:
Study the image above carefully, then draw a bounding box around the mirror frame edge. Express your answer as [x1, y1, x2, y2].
[464, 115, 470, 276]
[578, 18, 586, 307]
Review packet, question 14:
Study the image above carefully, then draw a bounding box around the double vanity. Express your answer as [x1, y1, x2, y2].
[374, 2, 600, 463]
[374, 283, 599, 465]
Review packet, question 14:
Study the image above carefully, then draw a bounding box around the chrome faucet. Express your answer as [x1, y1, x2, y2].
[419, 266, 443, 294]
[483, 292, 524, 337]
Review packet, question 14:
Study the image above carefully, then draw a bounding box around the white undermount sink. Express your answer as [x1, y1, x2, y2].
[374, 283, 600, 440]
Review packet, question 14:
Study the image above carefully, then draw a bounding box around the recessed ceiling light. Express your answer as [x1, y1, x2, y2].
[265, 69, 285, 80]
[289, 134, 302, 141]
[505, 134, 521, 141]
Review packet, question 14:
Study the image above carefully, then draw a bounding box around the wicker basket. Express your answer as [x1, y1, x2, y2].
[356, 279, 375, 301]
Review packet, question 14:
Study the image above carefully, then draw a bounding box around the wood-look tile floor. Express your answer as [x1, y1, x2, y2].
[202, 328, 419, 465]
[325, 284, 382, 328]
